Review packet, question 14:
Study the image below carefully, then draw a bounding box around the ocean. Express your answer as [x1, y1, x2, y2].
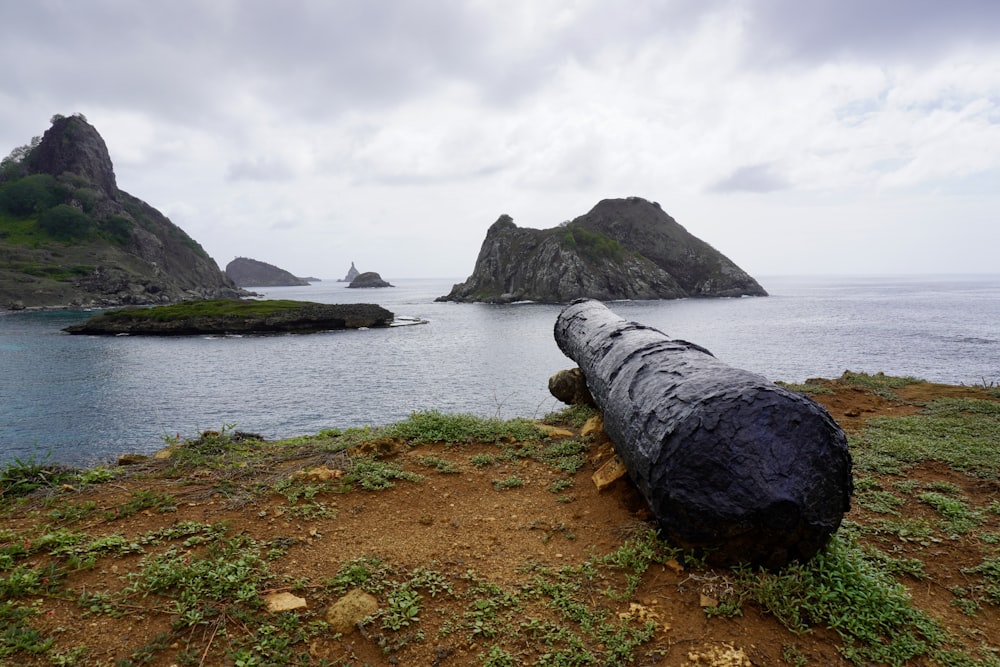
[2, 275, 998, 467]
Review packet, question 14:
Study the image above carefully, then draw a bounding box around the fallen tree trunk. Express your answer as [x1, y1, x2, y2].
[554, 299, 852, 568]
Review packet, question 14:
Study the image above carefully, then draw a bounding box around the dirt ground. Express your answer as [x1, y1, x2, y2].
[3, 376, 999, 666]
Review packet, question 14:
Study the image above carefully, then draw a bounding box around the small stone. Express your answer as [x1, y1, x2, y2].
[265, 592, 307, 613]
[536, 424, 575, 438]
[117, 453, 149, 466]
[591, 455, 627, 492]
[581, 415, 604, 438]
[326, 589, 378, 635]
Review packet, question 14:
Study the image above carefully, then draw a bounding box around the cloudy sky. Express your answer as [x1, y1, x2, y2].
[2, 0, 998, 280]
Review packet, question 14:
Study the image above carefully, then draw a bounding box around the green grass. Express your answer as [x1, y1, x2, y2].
[727, 534, 948, 666]
[851, 398, 1000, 477]
[839, 370, 926, 398]
[89, 298, 332, 322]
[381, 409, 545, 444]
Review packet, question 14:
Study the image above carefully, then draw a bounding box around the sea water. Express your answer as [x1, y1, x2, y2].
[2, 275, 998, 466]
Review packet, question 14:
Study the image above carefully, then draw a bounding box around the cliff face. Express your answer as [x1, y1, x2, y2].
[225, 257, 309, 287]
[437, 198, 767, 303]
[0, 114, 246, 309]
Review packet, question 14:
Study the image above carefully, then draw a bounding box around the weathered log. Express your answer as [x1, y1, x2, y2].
[554, 299, 852, 568]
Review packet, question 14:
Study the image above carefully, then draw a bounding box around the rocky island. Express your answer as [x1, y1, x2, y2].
[347, 271, 393, 288]
[0, 114, 246, 310]
[438, 196, 767, 303]
[225, 257, 309, 287]
[62, 299, 394, 335]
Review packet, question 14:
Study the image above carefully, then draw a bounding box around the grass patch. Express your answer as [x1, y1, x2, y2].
[381, 410, 545, 445]
[733, 534, 947, 666]
[839, 370, 925, 399]
[850, 398, 1000, 477]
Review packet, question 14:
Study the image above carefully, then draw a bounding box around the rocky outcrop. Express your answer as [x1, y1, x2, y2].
[338, 261, 361, 283]
[437, 197, 767, 303]
[225, 257, 309, 287]
[0, 114, 246, 309]
[63, 299, 394, 335]
[347, 271, 393, 288]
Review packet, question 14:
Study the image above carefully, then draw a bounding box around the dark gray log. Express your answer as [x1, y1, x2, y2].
[554, 299, 852, 568]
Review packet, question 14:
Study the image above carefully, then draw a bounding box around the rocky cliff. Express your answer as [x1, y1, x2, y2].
[225, 257, 309, 287]
[437, 197, 767, 303]
[0, 114, 246, 309]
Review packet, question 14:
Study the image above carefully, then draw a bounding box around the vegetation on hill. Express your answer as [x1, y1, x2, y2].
[0, 114, 241, 309]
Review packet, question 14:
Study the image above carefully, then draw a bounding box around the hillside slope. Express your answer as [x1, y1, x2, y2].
[0, 114, 245, 309]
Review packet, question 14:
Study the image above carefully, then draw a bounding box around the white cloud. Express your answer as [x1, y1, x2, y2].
[2, 0, 999, 278]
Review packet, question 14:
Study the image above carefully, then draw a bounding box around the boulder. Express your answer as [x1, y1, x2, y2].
[554, 299, 853, 568]
[548, 368, 596, 407]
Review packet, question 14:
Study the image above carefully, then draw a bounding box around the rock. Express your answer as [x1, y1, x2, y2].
[592, 455, 628, 492]
[326, 589, 379, 634]
[293, 465, 345, 482]
[548, 368, 596, 406]
[265, 592, 308, 612]
[437, 197, 767, 303]
[347, 271, 393, 288]
[1, 114, 248, 310]
[25, 114, 119, 199]
[554, 299, 853, 569]
[536, 424, 575, 439]
[339, 261, 361, 282]
[225, 257, 309, 287]
[116, 453, 149, 466]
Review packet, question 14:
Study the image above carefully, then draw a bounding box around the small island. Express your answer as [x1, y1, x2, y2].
[347, 271, 393, 288]
[63, 299, 394, 336]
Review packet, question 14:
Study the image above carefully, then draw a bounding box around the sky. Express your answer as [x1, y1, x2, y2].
[1, 0, 998, 280]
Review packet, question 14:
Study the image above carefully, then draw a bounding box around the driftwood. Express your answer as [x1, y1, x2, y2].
[554, 299, 852, 568]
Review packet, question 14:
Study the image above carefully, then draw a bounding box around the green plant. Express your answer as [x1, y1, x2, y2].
[492, 476, 524, 491]
[124, 533, 269, 628]
[471, 453, 498, 467]
[37, 204, 94, 240]
[852, 398, 1000, 477]
[855, 488, 905, 515]
[382, 410, 544, 445]
[346, 456, 423, 490]
[839, 370, 924, 398]
[542, 404, 598, 428]
[416, 455, 460, 473]
[0, 454, 77, 503]
[748, 534, 947, 665]
[917, 492, 982, 535]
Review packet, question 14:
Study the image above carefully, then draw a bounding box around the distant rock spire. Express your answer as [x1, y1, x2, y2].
[343, 261, 360, 282]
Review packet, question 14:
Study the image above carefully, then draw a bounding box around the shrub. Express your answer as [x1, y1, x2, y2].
[0, 174, 64, 216]
[37, 204, 93, 240]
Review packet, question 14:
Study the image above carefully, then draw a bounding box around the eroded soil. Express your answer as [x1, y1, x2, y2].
[2, 376, 999, 666]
